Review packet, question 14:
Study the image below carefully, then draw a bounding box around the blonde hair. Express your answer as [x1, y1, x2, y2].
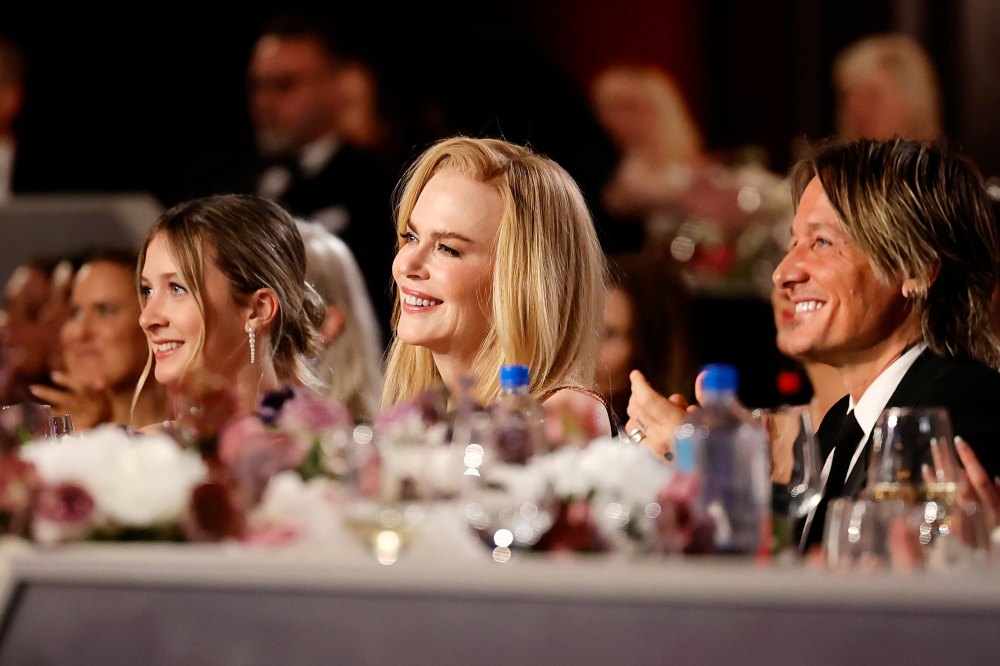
[591, 64, 703, 164]
[298, 221, 384, 421]
[136, 195, 326, 398]
[382, 137, 607, 407]
[833, 34, 942, 141]
[791, 137, 1000, 369]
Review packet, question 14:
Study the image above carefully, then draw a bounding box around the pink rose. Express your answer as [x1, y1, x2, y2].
[32, 482, 95, 545]
[277, 388, 351, 432]
[183, 481, 245, 542]
[218, 417, 309, 504]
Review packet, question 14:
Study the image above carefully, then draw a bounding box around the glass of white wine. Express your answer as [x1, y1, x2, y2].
[342, 424, 466, 565]
[869, 407, 958, 502]
[868, 407, 990, 568]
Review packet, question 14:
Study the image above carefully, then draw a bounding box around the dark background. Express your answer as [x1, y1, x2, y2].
[2, 0, 996, 407]
[1, 0, 994, 206]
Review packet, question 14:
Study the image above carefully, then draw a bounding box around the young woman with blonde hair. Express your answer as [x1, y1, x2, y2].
[383, 136, 611, 434]
[137, 195, 326, 424]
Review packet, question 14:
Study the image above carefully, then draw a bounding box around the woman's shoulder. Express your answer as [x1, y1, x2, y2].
[538, 385, 614, 439]
[137, 420, 175, 436]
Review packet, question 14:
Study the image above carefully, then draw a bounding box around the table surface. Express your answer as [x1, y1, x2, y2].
[0, 541, 998, 665]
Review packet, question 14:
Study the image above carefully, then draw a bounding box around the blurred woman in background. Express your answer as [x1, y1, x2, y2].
[31, 250, 168, 429]
[598, 251, 696, 427]
[299, 221, 383, 422]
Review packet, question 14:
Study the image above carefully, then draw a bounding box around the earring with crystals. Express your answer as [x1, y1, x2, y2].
[246, 323, 256, 365]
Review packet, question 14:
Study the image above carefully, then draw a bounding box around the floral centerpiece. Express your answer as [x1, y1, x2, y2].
[0, 377, 680, 558]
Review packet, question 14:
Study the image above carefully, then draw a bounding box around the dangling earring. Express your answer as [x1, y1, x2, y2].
[246, 323, 256, 365]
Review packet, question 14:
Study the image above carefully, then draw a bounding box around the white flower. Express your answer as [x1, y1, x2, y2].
[249, 471, 345, 543]
[20, 426, 207, 527]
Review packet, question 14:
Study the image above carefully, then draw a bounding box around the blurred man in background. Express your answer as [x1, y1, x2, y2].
[247, 16, 394, 332]
[0, 38, 25, 204]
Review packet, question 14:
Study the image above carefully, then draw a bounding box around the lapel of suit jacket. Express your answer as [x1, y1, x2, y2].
[841, 348, 940, 496]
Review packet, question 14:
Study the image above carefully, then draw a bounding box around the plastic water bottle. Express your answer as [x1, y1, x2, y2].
[674, 364, 771, 554]
[493, 364, 545, 465]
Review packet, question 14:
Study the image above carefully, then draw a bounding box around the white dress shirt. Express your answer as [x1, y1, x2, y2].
[818, 342, 928, 488]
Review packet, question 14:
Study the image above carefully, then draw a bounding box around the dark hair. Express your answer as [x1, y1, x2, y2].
[259, 15, 342, 64]
[791, 137, 1000, 368]
[138, 194, 326, 387]
[607, 250, 696, 413]
[0, 38, 25, 85]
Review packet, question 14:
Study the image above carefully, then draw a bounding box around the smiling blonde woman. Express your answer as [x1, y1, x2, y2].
[382, 137, 610, 433]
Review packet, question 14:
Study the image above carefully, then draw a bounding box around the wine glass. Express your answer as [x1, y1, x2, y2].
[824, 497, 903, 572]
[868, 407, 990, 567]
[51, 413, 74, 438]
[869, 407, 958, 501]
[0, 402, 55, 443]
[343, 422, 464, 565]
[462, 411, 558, 562]
[761, 406, 822, 551]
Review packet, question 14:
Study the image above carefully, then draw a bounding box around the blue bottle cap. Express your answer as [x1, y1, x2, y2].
[701, 363, 738, 394]
[499, 364, 530, 388]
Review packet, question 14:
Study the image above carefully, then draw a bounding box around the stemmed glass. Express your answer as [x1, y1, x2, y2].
[869, 407, 959, 501]
[51, 413, 74, 437]
[0, 402, 55, 444]
[462, 410, 556, 563]
[867, 407, 990, 569]
[342, 422, 466, 565]
[761, 406, 822, 548]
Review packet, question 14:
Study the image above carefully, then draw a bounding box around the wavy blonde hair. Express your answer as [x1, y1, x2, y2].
[382, 137, 607, 407]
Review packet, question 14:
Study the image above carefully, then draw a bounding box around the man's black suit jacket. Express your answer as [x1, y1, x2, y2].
[271, 144, 396, 339]
[817, 349, 1000, 500]
[800, 349, 1000, 548]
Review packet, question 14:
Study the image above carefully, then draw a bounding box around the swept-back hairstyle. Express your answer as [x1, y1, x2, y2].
[137, 195, 326, 391]
[382, 137, 607, 407]
[298, 221, 384, 421]
[790, 137, 1000, 369]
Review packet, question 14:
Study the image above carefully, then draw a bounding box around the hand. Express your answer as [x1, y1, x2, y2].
[624, 370, 701, 459]
[955, 436, 1000, 531]
[29, 370, 111, 431]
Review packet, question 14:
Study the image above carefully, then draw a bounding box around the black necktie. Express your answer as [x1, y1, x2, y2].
[823, 410, 864, 499]
[801, 410, 864, 549]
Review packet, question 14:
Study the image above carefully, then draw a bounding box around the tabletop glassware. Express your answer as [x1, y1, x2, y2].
[869, 407, 959, 500]
[760, 405, 822, 552]
[51, 413, 74, 437]
[343, 422, 464, 565]
[866, 407, 990, 569]
[0, 402, 55, 443]
[824, 497, 904, 572]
